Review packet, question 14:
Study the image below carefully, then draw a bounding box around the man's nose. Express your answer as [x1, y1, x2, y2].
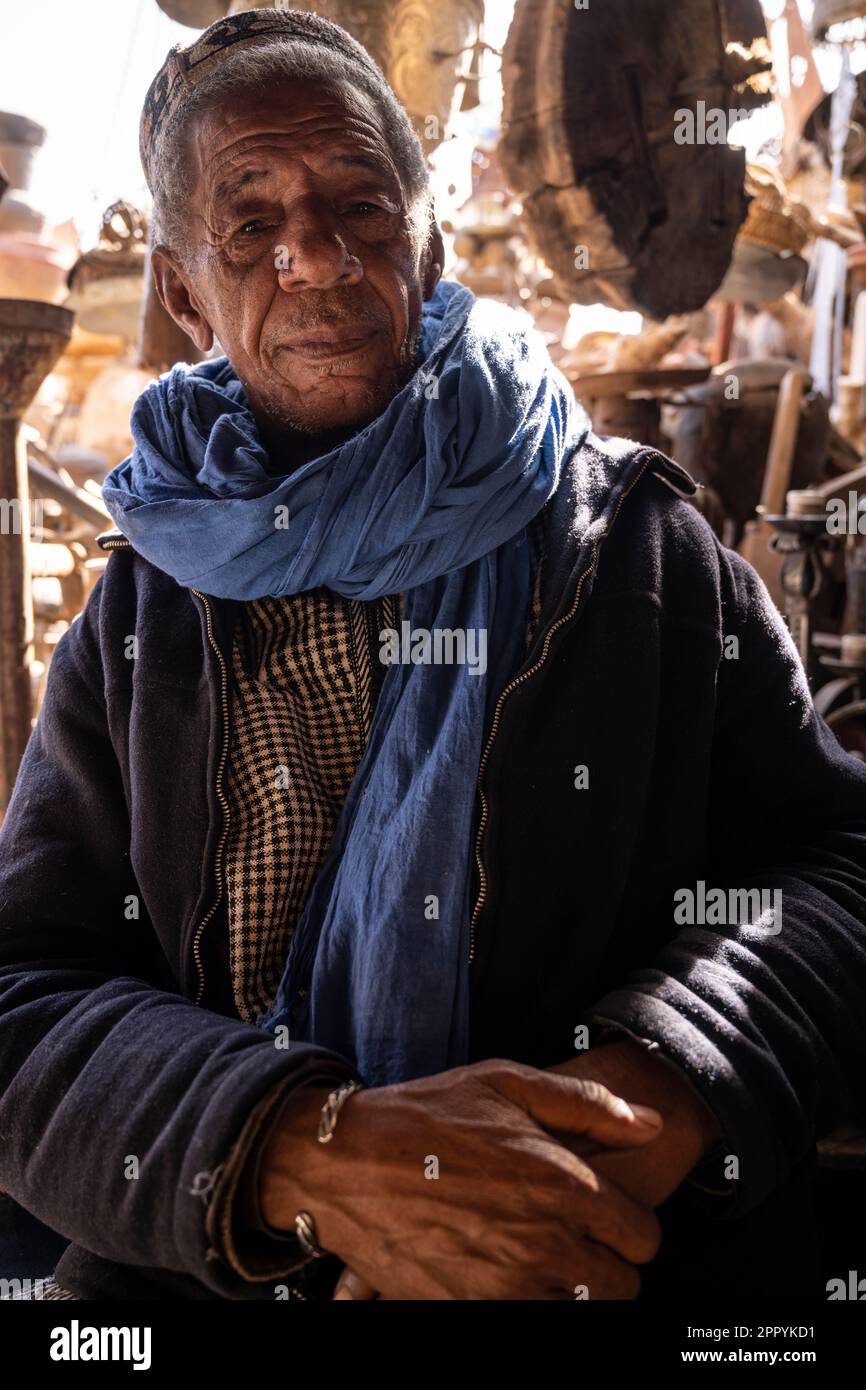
[275, 206, 364, 294]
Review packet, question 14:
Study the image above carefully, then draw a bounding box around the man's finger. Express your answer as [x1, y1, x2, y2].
[579, 1165, 663, 1265]
[493, 1067, 663, 1146]
[333, 1267, 378, 1299]
[552, 1237, 643, 1301]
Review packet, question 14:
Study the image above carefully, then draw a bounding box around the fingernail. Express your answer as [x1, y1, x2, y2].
[628, 1103, 663, 1128]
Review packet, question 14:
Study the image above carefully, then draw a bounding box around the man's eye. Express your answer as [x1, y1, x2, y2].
[345, 202, 386, 216]
[236, 219, 268, 236]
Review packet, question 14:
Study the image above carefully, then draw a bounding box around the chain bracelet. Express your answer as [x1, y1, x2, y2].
[317, 1079, 365, 1144]
[292, 1080, 365, 1262]
[294, 1210, 326, 1260]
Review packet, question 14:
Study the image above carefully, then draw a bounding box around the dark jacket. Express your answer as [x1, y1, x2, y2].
[1, 431, 865, 1300]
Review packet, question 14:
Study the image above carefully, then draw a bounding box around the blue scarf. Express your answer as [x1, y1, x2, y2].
[103, 278, 588, 1085]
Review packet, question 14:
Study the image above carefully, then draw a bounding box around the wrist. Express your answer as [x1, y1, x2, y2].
[258, 1084, 335, 1233]
[553, 1038, 721, 1158]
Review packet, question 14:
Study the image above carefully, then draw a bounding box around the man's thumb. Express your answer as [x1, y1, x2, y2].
[333, 1267, 378, 1299]
[495, 1068, 664, 1147]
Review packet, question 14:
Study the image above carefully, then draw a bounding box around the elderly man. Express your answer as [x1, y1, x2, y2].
[0, 7, 864, 1304]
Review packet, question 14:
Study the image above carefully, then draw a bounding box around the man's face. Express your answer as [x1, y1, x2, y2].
[153, 76, 441, 438]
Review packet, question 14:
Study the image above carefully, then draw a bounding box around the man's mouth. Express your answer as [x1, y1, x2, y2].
[281, 328, 379, 361]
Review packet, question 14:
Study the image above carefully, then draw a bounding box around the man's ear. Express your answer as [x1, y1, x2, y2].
[422, 216, 445, 301]
[150, 246, 215, 354]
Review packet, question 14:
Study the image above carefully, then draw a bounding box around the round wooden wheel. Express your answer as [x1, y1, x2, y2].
[155, 0, 228, 24]
[499, 0, 770, 318]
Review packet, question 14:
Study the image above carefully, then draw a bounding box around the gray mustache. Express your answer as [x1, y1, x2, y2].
[275, 282, 385, 328]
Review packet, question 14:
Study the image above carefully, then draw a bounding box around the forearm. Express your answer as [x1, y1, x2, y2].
[253, 1059, 668, 1300]
[257, 1084, 335, 1232]
[0, 960, 358, 1295]
[548, 1037, 722, 1206]
[256, 1041, 722, 1240]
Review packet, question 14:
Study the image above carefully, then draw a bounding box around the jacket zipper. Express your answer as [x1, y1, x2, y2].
[350, 594, 390, 739]
[468, 455, 655, 966]
[365, 595, 388, 712]
[188, 587, 231, 1007]
[98, 536, 230, 1007]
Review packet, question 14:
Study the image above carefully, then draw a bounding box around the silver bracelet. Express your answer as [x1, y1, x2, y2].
[294, 1209, 326, 1260]
[317, 1079, 364, 1144]
[292, 1081, 365, 1261]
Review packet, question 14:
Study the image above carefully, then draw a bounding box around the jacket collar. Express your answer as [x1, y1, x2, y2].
[538, 432, 697, 634]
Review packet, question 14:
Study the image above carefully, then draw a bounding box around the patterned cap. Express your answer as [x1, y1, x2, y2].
[139, 6, 385, 192]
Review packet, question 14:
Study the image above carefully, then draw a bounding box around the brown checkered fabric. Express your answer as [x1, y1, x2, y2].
[224, 587, 398, 1022]
[224, 513, 547, 1023]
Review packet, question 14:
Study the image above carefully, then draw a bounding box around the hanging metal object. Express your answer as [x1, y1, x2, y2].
[809, 47, 856, 402]
[66, 203, 148, 341]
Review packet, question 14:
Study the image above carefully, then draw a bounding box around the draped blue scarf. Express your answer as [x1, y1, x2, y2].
[103, 278, 588, 1085]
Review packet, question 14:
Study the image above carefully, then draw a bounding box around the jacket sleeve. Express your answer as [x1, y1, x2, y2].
[0, 578, 362, 1297]
[586, 539, 866, 1218]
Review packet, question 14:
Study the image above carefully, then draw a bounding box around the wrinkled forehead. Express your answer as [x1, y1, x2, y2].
[185, 79, 401, 213]
[139, 8, 382, 191]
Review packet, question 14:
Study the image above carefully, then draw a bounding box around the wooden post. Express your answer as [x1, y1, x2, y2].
[738, 366, 808, 603]
[760, 367, 809, 517]
[0, 414, 32, 812]
[0, 300, 74, 812]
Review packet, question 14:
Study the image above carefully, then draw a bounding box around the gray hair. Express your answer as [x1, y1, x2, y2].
[150, 38, 433, 265]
